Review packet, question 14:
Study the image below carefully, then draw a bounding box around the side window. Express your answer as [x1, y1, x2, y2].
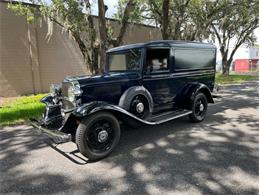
[145, 49, 170, 74]
[108, 49, 141, 72]
[174, 49, 215, 70]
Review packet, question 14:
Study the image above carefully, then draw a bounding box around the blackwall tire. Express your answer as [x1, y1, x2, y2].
[76, 112, 120, 161]
[189, 93, 208, 123]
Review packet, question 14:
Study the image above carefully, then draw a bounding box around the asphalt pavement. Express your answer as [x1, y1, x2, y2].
[0, 81, 259, 195]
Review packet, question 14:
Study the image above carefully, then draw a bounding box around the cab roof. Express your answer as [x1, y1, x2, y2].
[107, 40, 216, 53]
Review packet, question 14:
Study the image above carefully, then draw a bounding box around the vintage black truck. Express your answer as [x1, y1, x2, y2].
[31, 40, 216, 160]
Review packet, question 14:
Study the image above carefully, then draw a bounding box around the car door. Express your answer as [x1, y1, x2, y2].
[142, 47, 176, 112]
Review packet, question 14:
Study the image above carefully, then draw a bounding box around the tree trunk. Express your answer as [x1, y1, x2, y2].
[220, 46, 230, 76]
[92, 47, 99, 74]
[161, 0, 170, 40]
[222, 58, 230, 76]
[98, 0, 108, 73]
[112, 0, 135, 47]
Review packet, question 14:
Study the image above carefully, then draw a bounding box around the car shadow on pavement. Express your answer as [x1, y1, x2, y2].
[0, 82, 258, 194]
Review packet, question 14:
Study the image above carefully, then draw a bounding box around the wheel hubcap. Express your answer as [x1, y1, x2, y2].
[136, 102, 144, 113]
[199, 103, 204, 112]
[97, 130, 109, 143]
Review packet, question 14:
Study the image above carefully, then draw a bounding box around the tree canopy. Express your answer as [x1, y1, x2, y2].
[211, 0, 259, 75]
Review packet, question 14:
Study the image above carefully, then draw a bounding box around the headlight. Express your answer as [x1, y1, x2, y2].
[50, 84, 61, 97]
[68, 81, 82, 102]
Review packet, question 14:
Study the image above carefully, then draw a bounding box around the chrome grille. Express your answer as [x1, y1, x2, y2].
[61, 81, 71, 97]
[61, 81, 75, 110]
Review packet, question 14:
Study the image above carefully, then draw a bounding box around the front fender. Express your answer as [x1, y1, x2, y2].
[73, 101, 150, 127]
[40, 95, 54, 105]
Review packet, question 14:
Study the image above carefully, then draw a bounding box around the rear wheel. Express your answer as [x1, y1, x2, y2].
[76, 112, 120, 161]
[189, 93, 208, 122]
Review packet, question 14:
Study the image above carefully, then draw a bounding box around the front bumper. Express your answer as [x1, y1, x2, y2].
[30, 118, 72, 144]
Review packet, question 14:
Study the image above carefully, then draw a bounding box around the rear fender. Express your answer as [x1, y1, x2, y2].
[191, 84, 214, 103]
[118, 86, 154, 113]
[175, 82, 214, 108]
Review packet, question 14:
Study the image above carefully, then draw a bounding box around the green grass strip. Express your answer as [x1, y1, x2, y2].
[0, 94, 46, 126]
[215, 73, 258, 85]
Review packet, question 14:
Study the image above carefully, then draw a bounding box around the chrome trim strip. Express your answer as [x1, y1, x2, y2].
[143, 70, 215, 80]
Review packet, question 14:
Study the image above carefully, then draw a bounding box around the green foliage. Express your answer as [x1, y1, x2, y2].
[0, 94, 47, 126]
[215, 73, 258, 84]
[213, 0, 258, 44]
[39, 0, 87, 33]
[7, 2, 40, 23]
[115, 0, 147, 23]
[116, 0, 222, 40]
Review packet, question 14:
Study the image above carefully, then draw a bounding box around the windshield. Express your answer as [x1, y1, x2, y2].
[107, 49, 141, 72]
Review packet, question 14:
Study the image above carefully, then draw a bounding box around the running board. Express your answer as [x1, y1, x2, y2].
[146, 109, 192, 125]
[82, 103, 192, 126]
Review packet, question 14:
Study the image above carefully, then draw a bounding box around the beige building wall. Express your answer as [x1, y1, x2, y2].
[0, 1, 161, 97]
[0, 3, 34, 96]
[36, 21, 89, 92]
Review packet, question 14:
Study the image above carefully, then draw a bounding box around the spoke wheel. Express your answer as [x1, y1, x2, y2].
[76, 112, 120, 161]
[129, 95, 149, 119]
[86, 120, 114, 152]
[189, 93, 208, 122]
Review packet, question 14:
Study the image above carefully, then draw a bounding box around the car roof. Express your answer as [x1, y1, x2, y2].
[107, 40, 216, 53]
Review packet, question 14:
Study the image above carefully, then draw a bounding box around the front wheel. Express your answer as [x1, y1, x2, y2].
[189, 93, 208, 122]
[76, 112, 120, 161]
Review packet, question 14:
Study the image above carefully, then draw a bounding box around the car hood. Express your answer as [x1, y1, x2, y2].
[63, 72, 140, 87]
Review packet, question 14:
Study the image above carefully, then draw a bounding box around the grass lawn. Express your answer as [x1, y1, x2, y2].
[215, 72, 258, 85]
[0, 94, 46, 127]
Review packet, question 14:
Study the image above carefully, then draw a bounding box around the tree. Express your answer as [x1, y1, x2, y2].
[8, 0, 135, 74]
[116, 0, 222, 41]
[211, 0, 259, 75]
[146, 0, 170, 39]
[115, 0, 146, 24]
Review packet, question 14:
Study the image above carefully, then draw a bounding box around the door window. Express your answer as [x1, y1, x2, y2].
[144, 49, 170, 74]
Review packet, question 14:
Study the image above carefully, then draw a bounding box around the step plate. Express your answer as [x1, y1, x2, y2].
[147, 109, 192, 124]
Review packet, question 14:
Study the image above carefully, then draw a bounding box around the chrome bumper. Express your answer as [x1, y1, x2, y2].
[30, 119, 72, 144]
